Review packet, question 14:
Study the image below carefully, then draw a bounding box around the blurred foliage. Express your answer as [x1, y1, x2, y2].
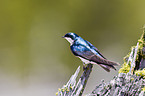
[1, 0, 145, 95]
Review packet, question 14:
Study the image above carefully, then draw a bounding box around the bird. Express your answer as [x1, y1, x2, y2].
[62, 32, 119, 72]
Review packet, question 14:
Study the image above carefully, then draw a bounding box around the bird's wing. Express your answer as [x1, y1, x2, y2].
[71, 44, 119, 72]
[71, 44, 95, 60]
[85, 40, 107, 59]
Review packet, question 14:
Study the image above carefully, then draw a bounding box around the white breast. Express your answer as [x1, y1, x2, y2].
[65, 38, 74, 45]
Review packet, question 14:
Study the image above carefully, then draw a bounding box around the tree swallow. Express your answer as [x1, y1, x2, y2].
[62, 33, 119, 72]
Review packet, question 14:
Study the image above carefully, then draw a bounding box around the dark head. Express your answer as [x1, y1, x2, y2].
[62, 33, 79, 45]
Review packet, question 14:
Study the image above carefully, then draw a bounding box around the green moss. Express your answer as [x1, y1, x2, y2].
[123, 53, 130, 63]
[135, 68, 145, 77]
[138, 39, 144, 51]
[138, 30, 144, 50]
[55, 92, 58, 95]
[119, 31, 145, 74]
[142, 87, 145, 92]
[70, 85, 73, 89]
[58, 88, 61, 91]
[62, 88, 65, 92]
[131, 78, 134, 81]
[66, 87, 69, 92]
[119, 50, 131, 73]
[119, 62, 130, 73]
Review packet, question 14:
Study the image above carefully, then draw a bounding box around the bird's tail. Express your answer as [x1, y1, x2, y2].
[90, 55, 120, 72]
[99, 63, 117, 72]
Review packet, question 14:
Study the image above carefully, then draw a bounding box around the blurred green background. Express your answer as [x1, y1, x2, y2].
[0, 0, 145, 96]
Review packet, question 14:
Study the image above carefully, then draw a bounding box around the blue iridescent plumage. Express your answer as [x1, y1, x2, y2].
[63, 33, 119, 72]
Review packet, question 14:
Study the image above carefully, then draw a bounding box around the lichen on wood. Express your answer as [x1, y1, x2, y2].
[56, 64, 93, 96]
[88, 27, 145, 96]
[88, 73, 145, 96]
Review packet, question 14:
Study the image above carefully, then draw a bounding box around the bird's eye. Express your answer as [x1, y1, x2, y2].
[70, 35, 73, 39]
[64, 34, 69, 38]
